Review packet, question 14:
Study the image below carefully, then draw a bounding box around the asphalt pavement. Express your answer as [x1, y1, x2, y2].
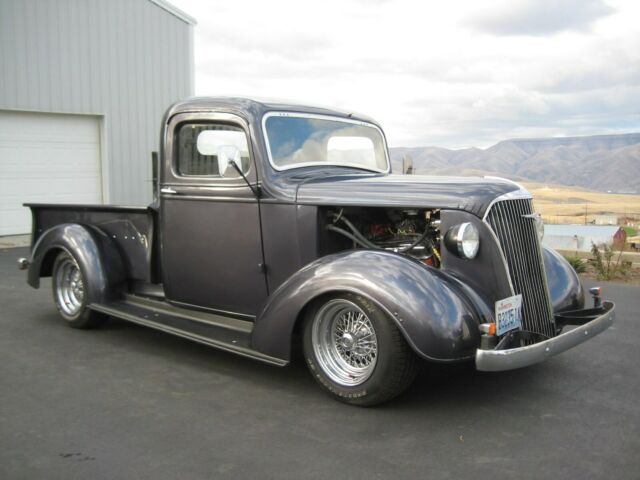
[1, 246, 639, 479]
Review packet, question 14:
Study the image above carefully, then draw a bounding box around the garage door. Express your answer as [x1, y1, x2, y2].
[0, 110, 103, 235]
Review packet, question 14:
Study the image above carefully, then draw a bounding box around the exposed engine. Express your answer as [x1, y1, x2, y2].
[323, 208, 441, 267]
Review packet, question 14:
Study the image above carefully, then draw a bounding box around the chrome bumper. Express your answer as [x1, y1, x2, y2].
[476, 301, 615, 372]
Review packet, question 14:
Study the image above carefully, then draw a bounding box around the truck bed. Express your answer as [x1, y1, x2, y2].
[26, 203, 156, 283]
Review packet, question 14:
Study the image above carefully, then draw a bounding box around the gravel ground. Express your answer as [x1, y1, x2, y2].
[1, 246, 639, 480]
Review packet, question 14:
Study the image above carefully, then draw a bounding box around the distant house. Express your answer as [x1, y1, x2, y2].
[593, 214, 618, 226]
[543, 225, 627, 252]
[613, 228, 627, 245]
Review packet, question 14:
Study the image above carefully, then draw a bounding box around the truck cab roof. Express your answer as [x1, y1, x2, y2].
[164, 96, 380, 127]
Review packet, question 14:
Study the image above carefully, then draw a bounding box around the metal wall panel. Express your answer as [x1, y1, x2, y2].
[0, 0, 195, 205]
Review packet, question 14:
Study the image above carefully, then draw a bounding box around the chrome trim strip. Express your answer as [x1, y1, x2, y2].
[159, 195, 258, 204]
[476, 302, 615, 371]
[261, 111, 391, 174]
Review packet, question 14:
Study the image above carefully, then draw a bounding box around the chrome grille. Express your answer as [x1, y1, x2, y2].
[485, 198, 556, 338]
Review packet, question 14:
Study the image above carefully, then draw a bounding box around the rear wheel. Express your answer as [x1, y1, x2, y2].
[52, 251, 106, 329]
[302, 293, 418, 406]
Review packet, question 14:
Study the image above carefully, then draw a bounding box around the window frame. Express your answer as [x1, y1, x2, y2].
[176, 123, 250, 178]
[164, 112, 256, 187]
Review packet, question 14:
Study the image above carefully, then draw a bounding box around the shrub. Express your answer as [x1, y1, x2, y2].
[589, 242, 631, 281]
[564, 255, 587, 273]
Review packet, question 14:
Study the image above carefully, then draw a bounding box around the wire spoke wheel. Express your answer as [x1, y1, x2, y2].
[51, 251, 107, 329]
[54, 255, 85, 317]
[312, 299, 378, 386]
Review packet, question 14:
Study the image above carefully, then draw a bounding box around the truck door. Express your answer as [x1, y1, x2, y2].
[160, 112, 267, 317]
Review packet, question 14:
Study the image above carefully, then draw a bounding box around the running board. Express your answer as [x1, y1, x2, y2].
[90, 297, 287, 367]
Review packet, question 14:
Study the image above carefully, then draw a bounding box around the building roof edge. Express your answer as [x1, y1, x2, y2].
[147, 0, 197, 25]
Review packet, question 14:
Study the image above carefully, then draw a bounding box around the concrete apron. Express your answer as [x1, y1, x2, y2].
[0, 235, 31, 249]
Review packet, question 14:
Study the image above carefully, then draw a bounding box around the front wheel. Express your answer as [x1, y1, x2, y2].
[302, 293, 418, 406]
[52, 251, 107, 329]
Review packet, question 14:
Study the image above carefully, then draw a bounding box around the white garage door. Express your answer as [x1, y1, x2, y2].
[0, 110, 103, 235]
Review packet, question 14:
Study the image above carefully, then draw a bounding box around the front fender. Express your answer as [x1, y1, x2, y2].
[252, 250, 485, 363]
[28, 223, 125, 304]
[543, 246, 585, 313]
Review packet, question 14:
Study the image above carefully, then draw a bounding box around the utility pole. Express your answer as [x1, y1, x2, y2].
[584, 203, 588, 225]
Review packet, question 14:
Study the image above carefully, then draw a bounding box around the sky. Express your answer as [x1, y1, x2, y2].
[168, 0, 640, 149]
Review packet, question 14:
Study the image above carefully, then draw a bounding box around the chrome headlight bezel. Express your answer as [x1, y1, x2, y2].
[445, 222, 480, 259]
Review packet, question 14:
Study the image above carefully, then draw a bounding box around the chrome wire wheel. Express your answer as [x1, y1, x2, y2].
[311, 299, 378, 387]
[54, 255, 85, 317]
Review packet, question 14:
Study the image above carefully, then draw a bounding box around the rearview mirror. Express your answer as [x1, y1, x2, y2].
[196, 130, 249, 178]
[217, 145, 242, 178]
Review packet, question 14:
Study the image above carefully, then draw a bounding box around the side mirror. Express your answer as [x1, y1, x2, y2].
[217, 145, 242, 178]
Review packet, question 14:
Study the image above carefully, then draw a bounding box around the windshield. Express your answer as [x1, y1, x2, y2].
[263, 113, 389, 172]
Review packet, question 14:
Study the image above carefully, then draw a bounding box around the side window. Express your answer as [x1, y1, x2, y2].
[176, 123, 250, 177]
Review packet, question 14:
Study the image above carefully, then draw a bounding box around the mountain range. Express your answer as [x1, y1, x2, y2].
[389, 133, 640, 194]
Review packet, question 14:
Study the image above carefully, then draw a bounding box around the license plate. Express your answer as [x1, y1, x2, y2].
[495, 294, 523, 336]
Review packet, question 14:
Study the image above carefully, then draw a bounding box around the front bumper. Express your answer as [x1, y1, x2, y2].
[475, 301, 615, 372]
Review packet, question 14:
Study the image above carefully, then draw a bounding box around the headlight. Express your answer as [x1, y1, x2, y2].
[445, 222, 480, 259]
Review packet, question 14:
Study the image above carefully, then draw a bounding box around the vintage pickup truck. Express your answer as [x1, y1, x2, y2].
[20, 97, 615, 405]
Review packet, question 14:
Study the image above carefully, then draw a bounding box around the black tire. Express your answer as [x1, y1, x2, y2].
[52, 251, 107, 329]
[302, 292, 418, 406]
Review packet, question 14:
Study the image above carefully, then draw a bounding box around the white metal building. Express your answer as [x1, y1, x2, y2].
[543, 225, 623, 252]
[0, 0, 195, 235]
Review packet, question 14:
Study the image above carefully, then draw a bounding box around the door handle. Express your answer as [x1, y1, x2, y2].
[160, 187, 177, 195]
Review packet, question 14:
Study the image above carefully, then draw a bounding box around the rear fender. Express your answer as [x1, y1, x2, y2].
[28, 223, 125, 304]
[251, 250, 487, 362]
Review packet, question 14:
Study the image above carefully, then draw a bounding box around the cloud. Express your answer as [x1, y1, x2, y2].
[468, 0, 614, 36]
[537, 44, 640, 93]
[199, 27, 333, 62]
[169, 0, 640, 149]
[390, 84, 640, 148]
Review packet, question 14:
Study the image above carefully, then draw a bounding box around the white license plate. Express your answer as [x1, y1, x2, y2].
[495, 294, 523, 336]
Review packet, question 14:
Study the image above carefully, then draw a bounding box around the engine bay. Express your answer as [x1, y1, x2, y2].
[321, 207, 442, 267]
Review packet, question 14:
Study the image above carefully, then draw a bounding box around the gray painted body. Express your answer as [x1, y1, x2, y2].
[543, 247, 585, 312]
[0, 0, 194, 206]
[27, 223, 125, 305]
[24, 97, 588, 366]
[27, 204, 154, 282]
[252, 250, 485, 362]
[295, 174, 518, 217]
